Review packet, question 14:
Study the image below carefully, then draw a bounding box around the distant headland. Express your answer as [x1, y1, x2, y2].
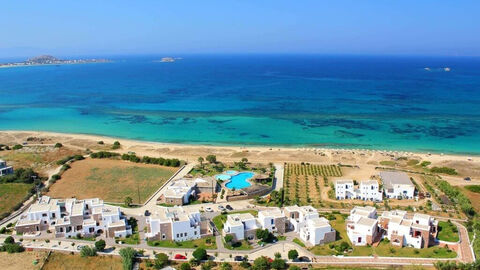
[0, 55, 111, 68]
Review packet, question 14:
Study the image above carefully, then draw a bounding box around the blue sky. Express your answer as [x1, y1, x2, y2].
[1, 0, 479, 57]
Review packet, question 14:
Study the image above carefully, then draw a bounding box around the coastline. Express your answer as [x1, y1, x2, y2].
[1, 130, 478, 165]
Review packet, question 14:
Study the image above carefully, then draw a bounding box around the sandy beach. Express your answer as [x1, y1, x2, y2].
[1, 130, 479, 179]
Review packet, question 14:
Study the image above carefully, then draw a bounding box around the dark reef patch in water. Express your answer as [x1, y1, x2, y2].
[334, 130, 364, 138]
[389, 123, 474, 139]
[292, 118, 376, 130]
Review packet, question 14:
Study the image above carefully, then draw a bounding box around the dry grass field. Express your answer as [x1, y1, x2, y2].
[47, 158, 178, 204]
[0, 251, 47, 270]
[0, 183, 33, 216]
[0, 146, 83, 175]
[43, 252, 123, 270]
[283, 163, 342, 206]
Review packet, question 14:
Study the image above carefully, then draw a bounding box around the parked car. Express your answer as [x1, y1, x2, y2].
[76, 245, 85, 251]
[174, 254, 187, 260]
[218, 205, 225, 211]
[144, 210, 150, 216]
[225, 205, 233, 211]
[205, 207, 213, 212]
[234, 255, 244, 261]
[298, 256, 310, 262]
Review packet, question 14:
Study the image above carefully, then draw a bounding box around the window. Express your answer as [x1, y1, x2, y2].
[52, 213, 56, 218]
[271, 219, 274, 225]
[194, 231, 197, 235]
[42, 213, 47, 217]
[177, 234, 179, 238]
[162, 234, 166, 239]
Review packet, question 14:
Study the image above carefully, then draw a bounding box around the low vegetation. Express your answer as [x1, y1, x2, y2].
[437, 220, 459, 242]
[43, 252, 123, 270]
[430, 166, 458, 175]
[284, 163, 341, 206]
[465, 185, 480, 193]
[147, 236, 217, 249]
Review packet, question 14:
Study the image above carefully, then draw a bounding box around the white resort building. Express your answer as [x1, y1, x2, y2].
[257, 208, 286, 234]
[346, 206, 381, 246]
[15, 196, 131, 238]
[284, 205, 336, 245]
[378, 210, 438, 248]
[223, 213, 259, 241]
[335, 179, 382, 201]
[159, 177, 219, 206]
[380, 171, 415, 199]
[145, 206, 212, 241]
[358, 180, 383, 201]
[0, 159, 14, 176]
[335, 179, 355, 200]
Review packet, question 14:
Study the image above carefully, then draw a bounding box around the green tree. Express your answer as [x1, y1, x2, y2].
[124, 196, 133, 207]
[180, 262, 192, 270]
[287, 249, 298, 260]
[252, 257, 270, 270]
[198, 157, 204, 167]
[154, 253, 169, 269]
[255, 229, 272, 242]
[192, 247, 207, 261]
[95, 239, 106, 251]
[119, 247, 136, 270]
[224, 234, 234, 244]
[4, 236, 14, 244]
[271, 258, 286, 270]
[80, 246, 97, 257]
[54, 143, 63, 148]
[206, 155, 217, 164]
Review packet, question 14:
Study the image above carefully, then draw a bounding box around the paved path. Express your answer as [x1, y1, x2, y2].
[454, 221, 475, 263]
[273, 163, 284, 191]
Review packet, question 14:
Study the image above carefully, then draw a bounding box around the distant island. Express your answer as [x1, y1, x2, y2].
[0, 55, 111, 68]
[153, 57, 183, 63]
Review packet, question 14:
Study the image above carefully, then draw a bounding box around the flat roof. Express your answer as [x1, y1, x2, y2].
[380, 171, 413, 189]
[336, 179, 353, 185]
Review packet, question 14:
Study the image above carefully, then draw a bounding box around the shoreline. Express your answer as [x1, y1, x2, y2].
[1, 130, 479, 165]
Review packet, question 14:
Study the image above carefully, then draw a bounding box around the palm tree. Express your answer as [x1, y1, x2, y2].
[198, 157, 204, 168]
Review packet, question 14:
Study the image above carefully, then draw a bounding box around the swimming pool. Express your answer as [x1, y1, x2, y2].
[215, 174, 231, 181]
[225, 172, 254, 189]
[226, 170, 237, 175]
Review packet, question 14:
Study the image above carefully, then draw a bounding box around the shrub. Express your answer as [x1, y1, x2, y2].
[192, 247, 207, 261]
[54, 143, 63, 148]
[271, 258, 286, 270]
[4, 236, 14, 244]
[80, 246, 97, 257]
[155, 253, 169, 268]
[180, 263, 192, 270]
[287, 249, 298, 260]
[95, 239, 106, 251]
[12, 144, 23, 150]
[112, 141, 121, 149]
[98, 141, 104, 144]
[431, 167, 458, 175]
[119, 247, 136, 270]
[51, 174, 61, 181]
[221, 262, 233, 270]
[252, 257, 270, 270]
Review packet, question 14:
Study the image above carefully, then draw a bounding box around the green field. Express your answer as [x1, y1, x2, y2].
[437, 221, 460, 242]
[0, 183, 33, 217]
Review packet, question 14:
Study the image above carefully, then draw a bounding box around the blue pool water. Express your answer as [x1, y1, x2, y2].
[225, 172, 254, 189]
[215, 174, 231, 181]
[226, 170, 237, 175]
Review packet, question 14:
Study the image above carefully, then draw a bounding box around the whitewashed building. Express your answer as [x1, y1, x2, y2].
[346, 206, 381, 246]
[378, 211, 438, 248]
[284, 205, 335, 246]
[335, 179, 355, 200]
[380, 171, 415, 199]
[0, 159, 14, 176]
[257, 208, 286, 234]
[223, 213, 259, 241]
[15, 196, 131, 238]
[145, 206, 212, 241]
[358, 180, 383, 201]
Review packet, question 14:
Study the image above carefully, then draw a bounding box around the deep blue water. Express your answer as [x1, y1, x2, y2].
[0, 54, 480, 154]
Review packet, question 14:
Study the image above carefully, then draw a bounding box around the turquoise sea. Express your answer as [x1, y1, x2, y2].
[0, 55, 479, 154]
